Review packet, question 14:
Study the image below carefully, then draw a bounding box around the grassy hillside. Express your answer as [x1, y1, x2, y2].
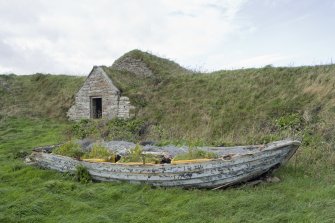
[2, 51, 335, 146]
[105, 64, 335, 143]
[1, 50, 335, 222]
[0, 73, 84, 119]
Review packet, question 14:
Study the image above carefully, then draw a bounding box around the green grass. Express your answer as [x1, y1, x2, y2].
[103, 58, 335, 146]
[112, 49, 192, 77]
[82, 144, 117, 162]
[2, 51, 335, 146]
[2, 50, 335, 222]
[0, 73, 84, 119]
[53, 141, 84, 159]
[1, 117, 335, 223]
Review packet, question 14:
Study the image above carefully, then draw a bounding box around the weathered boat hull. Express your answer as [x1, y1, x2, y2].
[26, 140, 300, 188]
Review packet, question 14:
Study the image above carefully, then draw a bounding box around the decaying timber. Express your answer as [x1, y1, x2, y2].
[25, 140, 300, 188]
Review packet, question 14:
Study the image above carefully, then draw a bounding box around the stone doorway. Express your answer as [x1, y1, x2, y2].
[91, 97, 102, 119]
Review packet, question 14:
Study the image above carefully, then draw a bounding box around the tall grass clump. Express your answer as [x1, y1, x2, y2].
[53, 141, 83, 159]
[83, 144, 116, 162]
[118, 144, 143, 163]
[74, 165, 92, 184]
[117, 144, 161, 164]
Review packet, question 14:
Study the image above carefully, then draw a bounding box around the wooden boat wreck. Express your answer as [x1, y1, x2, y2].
[26, 139, 300, 189]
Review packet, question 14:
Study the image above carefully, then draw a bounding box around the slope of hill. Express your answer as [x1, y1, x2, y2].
[105, 62, 335, 146]
[1, 50, 335, 146]
[0, 73, 84, 119]
[1, 50, 335, 222]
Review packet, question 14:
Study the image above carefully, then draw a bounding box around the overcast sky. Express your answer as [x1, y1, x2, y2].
[0, 0, 334, 75]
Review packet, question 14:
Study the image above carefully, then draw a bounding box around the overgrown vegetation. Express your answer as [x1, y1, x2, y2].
[82, 144, 116, 162]
[2, 50, 335, 222]
[53, 140, 217, 163]
[70, 118, 145, 141]
[118, 144, 143, 163]
[74, 165, 92, 184]
[53, 142, 117, 162]
[3, 51, 335, 148]
[1, 117, 335, 222]
[0, 74, 84, 119]
[104, 57, 335, 148]
[53, 141, 84, 159]
[117, 144, 161, 164]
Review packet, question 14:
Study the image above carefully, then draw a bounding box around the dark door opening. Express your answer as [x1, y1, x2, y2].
[91, 97, 102, 119]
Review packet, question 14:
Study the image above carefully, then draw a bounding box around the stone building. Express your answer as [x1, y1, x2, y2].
[67, 66, 134, 120]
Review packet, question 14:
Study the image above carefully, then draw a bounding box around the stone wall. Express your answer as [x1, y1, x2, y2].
[111, 55, 153, 77]
[67, 66, 134, 120]
[117, 96, 134, 118]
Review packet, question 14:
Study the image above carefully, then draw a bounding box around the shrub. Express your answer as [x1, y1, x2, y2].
[13, 150, 29, 159]
[72, 119, 96, 139]
[107, 118, 144, 141]
[74, 165, 92, 184]
[71, 119, 99, 139]
[70, 118, 145, 141]
[53, 141, 84, 159]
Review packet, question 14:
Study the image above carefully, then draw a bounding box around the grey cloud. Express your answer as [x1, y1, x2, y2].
[7, 0, 326, 74]
[0, 0, 249, 74]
